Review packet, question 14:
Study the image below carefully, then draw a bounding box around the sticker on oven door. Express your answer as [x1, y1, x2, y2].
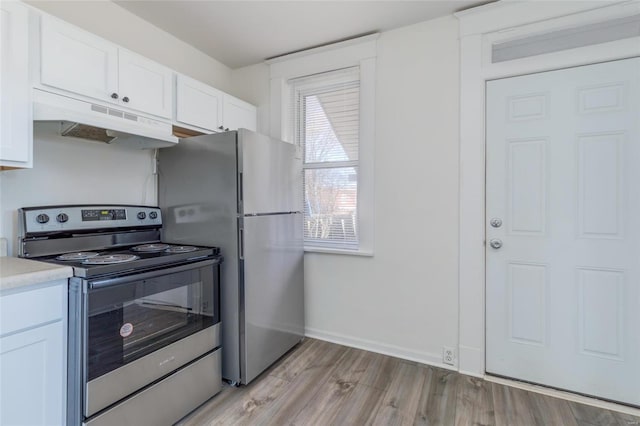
[120, 323, 134, 337]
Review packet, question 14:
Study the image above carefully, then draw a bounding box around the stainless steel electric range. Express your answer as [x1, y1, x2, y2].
[18, 205, 223, 426]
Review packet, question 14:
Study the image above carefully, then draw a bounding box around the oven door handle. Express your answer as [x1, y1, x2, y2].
[89, 258, 221, 289]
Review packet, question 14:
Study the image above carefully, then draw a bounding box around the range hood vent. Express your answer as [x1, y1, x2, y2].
[33, 89, 179, 149]
[60, 123, 118, 143]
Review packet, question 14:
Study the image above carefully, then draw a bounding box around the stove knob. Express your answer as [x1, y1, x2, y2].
[56, 213, 69, 223]
[36, 213, 50, 224]
[149, 211, 158, 219]
[137, 211, 146, 220]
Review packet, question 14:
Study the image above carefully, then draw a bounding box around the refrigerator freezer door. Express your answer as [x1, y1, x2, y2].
[238, 129, 302, 215]
[240, 212, 304, 384]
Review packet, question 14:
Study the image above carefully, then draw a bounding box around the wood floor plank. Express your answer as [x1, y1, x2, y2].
[528, 392, 579, 426]
[253, 340, 348, 425]
[329, 346, 375, 385]
[174, 339, 640, 426]
[414, 367, 459, 426]
[568, 401, 623, 426]
[611, 410, 640, 426]
[492, 382, 540, 426]
[356, 352, 406, 391]
[289, 374, 358, 425]
[332, 383, 386, 425]
[454, 375, 495, 426]
[369, 361, 428, 425]
[267, 338, 319, 382]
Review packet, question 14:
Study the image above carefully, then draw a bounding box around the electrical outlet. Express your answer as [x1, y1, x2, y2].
[443, 347, 456, 365]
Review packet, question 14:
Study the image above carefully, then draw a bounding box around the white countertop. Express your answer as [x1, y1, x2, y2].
[0, 256, 72, 292]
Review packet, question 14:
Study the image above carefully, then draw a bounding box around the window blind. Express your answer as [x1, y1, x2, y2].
[291, 67, 360, 249]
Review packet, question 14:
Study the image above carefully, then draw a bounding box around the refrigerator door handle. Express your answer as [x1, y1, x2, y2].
[239, 172, 244, 204]
[239, 228, 244, 260]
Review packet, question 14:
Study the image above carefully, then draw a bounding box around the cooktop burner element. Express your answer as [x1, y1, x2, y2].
[57, 252, 100, 261]
[83, 254, 139, 265]
[131, 243, 171, 252]
[165, 246, 198, 253]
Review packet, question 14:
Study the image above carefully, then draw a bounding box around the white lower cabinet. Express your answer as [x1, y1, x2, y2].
[0, 322, 65, 425]
[0, 281, 67, 426]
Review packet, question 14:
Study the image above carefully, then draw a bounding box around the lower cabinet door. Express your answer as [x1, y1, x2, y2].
[0, 321, 65, 426]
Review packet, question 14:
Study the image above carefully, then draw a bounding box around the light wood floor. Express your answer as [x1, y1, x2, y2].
[178, 338, 640, 426]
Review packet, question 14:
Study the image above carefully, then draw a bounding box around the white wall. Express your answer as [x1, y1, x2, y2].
[231, 16, 461, 368]
[26, 0, 233, 92]
[231, 63, 271, 136]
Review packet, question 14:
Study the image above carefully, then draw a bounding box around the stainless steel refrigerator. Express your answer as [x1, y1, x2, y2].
[158, 129, 304, 385]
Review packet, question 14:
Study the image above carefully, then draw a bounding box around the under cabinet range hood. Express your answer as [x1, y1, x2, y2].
[33, 89, 179, 148]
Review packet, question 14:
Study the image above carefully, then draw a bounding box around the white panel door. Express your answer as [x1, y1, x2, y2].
[40, 16, 118, 104]
[0, 1, 30, 166]
[118, 50, 172, 118]
[486, 58, 640, 406]
[223, 94, 257, 132]
[175, 74, 222, 131]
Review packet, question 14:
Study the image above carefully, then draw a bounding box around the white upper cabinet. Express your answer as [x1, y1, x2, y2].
[223, 94, 257, 132]
[39, 15, 172, 118]
[175, 74, 222, 132]
[1, 1, 32, 168]
[118, 50, 172, 118]
[175, 74, 257, 133]
[40, 16, 118, 104]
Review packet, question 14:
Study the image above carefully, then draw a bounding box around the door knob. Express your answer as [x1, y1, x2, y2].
[490, 218, 503, 228]
[489, 239, 503, 249]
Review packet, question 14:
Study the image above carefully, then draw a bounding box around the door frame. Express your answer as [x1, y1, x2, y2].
[455, 1, 640, 378]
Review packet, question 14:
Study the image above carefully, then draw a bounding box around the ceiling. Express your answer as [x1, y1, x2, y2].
[115, 1, 488, 69]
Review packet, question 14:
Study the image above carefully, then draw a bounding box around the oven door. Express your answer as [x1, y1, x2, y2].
[80, 258, 221, 418]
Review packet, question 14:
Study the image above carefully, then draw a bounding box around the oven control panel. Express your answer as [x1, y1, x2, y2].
[20, 205, 162, 234]
[81, 209, 127, 221]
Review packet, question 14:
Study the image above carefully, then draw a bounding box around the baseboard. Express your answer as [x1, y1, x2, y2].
[485, 375, 640, 418]
[304, 327, 456, 372]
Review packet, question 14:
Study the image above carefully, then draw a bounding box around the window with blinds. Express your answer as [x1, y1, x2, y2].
[291, 67, 360, 250]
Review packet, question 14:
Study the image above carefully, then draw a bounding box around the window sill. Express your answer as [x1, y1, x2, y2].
[304, 246, 374, 257]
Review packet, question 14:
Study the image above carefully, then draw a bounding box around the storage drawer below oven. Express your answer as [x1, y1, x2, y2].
[86, 322, 220, 417]
[84, 348, 222, 426]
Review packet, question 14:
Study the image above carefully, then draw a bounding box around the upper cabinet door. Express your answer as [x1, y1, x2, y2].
[118, 50, 172, 119]
[175, 74, 222, 131]
[0, 1, 31, 167]
[223, 94, 257, 132]
[40, 16, 118, 104]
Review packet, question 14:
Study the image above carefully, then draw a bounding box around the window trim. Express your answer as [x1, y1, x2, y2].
[268, 35, 377, 256]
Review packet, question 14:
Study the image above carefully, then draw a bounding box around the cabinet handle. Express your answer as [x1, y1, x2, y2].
[122, 97, 130, 103]
[111, 93, 119, 99]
